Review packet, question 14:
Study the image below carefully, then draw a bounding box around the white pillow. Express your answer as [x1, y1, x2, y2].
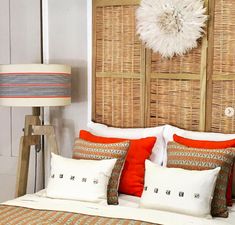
[162, 124, 235, 165]
[87, 121, 165, 165]
[140, 160, 220, 218]
[46, 153, 117, 203]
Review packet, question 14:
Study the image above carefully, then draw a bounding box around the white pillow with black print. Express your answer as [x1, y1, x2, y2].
[46, 153, 116, 203]
[140, 160, 220, 218]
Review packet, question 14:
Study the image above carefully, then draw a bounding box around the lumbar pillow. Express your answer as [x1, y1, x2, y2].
[163, 124, 235, 165]
[73, 138, 130, 205]
[173, 133, 235, 206]
[140, 160, 220, 218]
[46, 153, 117, 203]
[80, 130, 157, 197]
[167, 142, 235, 217]
[87, 121, 165, 166]
[163, 124, 235, 198]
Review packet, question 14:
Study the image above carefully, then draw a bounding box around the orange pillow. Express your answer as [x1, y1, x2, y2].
[173, 134, 235, 149]
[80, 130, 157, 197]
[173, 134, 235, 206]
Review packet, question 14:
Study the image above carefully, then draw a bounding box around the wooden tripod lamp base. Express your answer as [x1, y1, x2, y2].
[15, 114, 59, 198]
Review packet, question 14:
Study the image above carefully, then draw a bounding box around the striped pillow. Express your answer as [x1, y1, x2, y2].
[73, 138, 130, 205]
[167, 142, 235, 218]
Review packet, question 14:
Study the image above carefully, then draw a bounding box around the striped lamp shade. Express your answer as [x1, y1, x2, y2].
[0, 64, 71, 106]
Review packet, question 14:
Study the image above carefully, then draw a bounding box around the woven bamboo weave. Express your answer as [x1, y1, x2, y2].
[148, 44, 202, 130]
[94, 3, 145, 128]
[151, 46, 202, 75]
[210, 0, 235, 133]
[93, 0, 235, 133]
[149, 78, 201, 130]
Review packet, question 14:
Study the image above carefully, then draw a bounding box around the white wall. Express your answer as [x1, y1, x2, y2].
[46, 0, 89, 157]
[0, 0, 42, 202]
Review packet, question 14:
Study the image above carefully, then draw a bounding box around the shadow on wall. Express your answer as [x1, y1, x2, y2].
[50, 107, 75, 155]
[49, 59, 88, 157]
[71, 61, 87, 104]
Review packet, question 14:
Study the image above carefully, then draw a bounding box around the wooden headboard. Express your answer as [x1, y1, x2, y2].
[92, 0, 235, 133]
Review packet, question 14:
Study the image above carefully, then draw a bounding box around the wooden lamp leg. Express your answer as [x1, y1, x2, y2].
[15, 115, 40, 197]
[15, 114, 58, 197]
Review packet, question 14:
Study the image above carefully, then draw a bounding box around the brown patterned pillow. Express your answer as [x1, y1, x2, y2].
[167, 141, 235, 218]
[73, 138, 130, 205]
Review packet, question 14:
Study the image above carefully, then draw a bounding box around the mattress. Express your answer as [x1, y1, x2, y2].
[1, 191, 234, 225]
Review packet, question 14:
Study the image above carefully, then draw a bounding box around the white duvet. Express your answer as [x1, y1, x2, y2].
[2, 191, 235, 225]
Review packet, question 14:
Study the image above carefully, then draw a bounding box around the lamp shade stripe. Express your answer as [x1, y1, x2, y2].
[0, 72, 70, 75]
[0, 96, 70, 98]
[0, 84, 71, 87]
[0, 86, 71, 97]
[0, 74, 70, 84]
[0, 64, 72, 107]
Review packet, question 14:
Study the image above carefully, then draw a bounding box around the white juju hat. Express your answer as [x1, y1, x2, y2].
[136, 0, 207, 58]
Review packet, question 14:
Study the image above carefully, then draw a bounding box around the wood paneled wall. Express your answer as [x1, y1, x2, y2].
[92, 0, 235, 133]
[0, 0, 41, 202]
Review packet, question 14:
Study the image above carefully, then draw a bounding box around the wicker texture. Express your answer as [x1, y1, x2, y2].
[96, 6, 142, 73]
[95, 77, 143, 127]
[210, 0, 235, 133]
[212, 81, 235, 133]
[93, 0, 235, 133]
[212, 0, 235, 75]
[149, 78, 201, 130]
[94, 4, 145, 128]
[151, 47, 202, 75]
[148, 42, 203, 130]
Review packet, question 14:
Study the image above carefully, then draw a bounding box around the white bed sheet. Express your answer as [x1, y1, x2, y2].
[118, 194, 235, 225]
[2, 191, 235, 225]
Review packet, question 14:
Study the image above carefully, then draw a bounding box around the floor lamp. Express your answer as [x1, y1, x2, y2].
[0, 64, 71, 197]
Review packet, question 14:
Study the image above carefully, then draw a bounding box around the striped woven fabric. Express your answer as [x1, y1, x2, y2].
[167, 142, 235, 218]
[0, 73, 71, 98]
[0, 205, 155, 225]
[73, 139, 130, 205]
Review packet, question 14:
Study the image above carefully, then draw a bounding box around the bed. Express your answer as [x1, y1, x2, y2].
[0, 191, 234, 225]
[1, 123, 234, 225]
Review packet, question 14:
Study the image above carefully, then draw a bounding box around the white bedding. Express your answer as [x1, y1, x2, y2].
[2, 191, 235, 225]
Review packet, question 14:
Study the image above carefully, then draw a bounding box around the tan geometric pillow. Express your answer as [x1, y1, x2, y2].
[73, 138, 130, 205]
[167, 141, 235, 218]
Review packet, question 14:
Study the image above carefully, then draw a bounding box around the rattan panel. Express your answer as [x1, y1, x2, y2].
[151, 46, 202, 75]
[147, 43, 203, 130]
[93, 3, 145, 128]
[210, 0, 235, 133]
[95, 77, 143, 128]
[213, 0, 235, 75]
[96, 6, 142, 73]
[211, 81, 235, 133]
[149, 79, 201, 130]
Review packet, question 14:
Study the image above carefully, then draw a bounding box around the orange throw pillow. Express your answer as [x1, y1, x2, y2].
[80, 130, 157, 197]
[173, 134, 235, 149]
[173, 134, 235, 206]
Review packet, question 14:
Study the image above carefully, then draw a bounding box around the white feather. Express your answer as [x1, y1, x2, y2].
[136, 0, 207, 58]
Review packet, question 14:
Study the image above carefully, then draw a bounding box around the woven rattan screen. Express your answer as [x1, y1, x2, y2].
[146, 41, 205, 131]
[207, 0, 235, 133]
[93, 0, 145, 128]
[92, 0, 235, 133]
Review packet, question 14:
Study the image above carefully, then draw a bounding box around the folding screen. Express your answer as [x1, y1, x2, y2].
[92, 0, 235, 133]
[93, 0, 145, 128]
[208, 0, 235, 133]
